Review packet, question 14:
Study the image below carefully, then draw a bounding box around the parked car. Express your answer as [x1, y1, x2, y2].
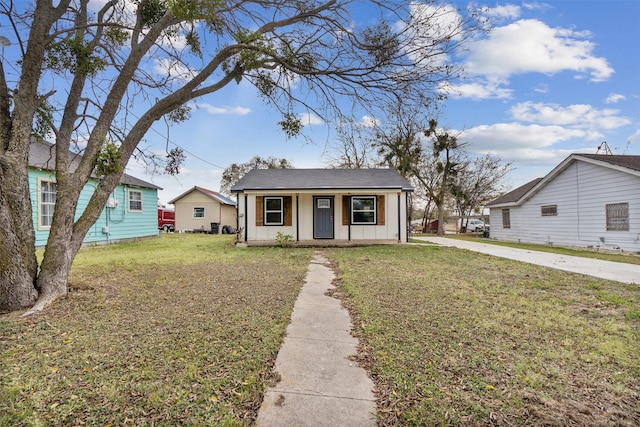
[462, 219, 487, 232]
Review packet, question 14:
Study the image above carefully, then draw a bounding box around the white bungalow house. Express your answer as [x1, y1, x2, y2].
[230, 169, 413, 245]
[486, 154, 640, 252]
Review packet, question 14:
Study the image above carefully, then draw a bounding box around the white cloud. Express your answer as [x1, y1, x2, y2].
[197, 103, 251, 115]
[459, 122, 601, 152]
[300, 112, 324, 126]
[484, 4, 521, 20]
[153, 58, 197, 83]
[400, 2, 464, 68]
[533, 83, 549, 93]
[359, 115, 378, 128]
[509, 101, 631, 129]
[605, 93, 626, 104]
[465, 19, 614, 82]
[442, 80, 512, 99]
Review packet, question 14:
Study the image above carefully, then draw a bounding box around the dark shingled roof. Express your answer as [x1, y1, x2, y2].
[575, 154, 640, 172]
[486, 178, 543, 206]
[486, 153, 640, 207]
[230, 168, 413, 192]
[29, 139, 161, 190]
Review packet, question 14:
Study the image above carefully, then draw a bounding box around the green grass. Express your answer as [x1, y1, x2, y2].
[1, 234, 313, 426]
[4, 237, 639, 426]
[441, 233, 640, 265]
[328, 245, 640, 426]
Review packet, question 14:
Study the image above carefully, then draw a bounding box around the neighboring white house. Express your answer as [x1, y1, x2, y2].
[230, 169, 414, 245]
[168, 186, 237, 233]
[486, 154, 640, 252]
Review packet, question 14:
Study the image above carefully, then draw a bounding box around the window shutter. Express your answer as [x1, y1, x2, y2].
[342, 195, 349, 225]
[255, 196, 263, 226]
[377, 195, 385, 225]
[284, 196, 292, 226]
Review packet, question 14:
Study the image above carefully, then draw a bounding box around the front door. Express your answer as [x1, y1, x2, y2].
[313, 196, 334, 239]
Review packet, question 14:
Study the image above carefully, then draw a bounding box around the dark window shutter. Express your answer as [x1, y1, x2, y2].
[284, 196, 292, 226]
[377, 195, 385, 225]
[256, 196, 263, 226]
[342, 195, 349, 225]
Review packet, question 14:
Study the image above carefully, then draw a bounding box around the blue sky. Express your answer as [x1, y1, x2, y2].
[10, 1, 639, 206]
[138, 0, 639, 205]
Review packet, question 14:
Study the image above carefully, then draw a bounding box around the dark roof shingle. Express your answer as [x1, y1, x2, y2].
[230, 168, 413, 192]
[29, 139, 161, 190]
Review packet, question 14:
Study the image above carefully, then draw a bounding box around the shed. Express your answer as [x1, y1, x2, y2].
[169, 186, 237, 233]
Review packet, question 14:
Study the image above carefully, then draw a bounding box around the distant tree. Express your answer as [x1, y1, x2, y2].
[413, 120, 464, 235]
[220, 156, 293, 196]
[325, 118, 378, 169]
[451, 154, 511, 230]
[0, 0, 482, 312]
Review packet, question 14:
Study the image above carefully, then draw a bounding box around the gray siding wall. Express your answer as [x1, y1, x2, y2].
[490, 161, 640, 252]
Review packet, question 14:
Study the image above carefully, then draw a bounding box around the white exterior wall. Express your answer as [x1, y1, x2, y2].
[237, 190, 409, 243]
[490, 161, 640, 251]
[174, 191, 236, 232]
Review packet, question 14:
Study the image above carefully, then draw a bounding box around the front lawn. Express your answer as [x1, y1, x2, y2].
[1, 234, 312, 426]
[3, 237, 638, 426]
[329, 244, 640, 426]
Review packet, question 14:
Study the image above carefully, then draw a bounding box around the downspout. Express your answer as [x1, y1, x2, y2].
[235, 193, 240, 233]
[347, 195, 351, 241]
[397, 192, 401, 243]
[295, 194, 299, 242]
[244, 195, 248, 242]
[405, 192, 409, 242]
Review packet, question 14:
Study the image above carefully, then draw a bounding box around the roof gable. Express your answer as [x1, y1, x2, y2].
[230, 168, 414, 192]
[28, 140, 161, 190]
[487, 153, 640, 207]
[169, 186, 236, 206]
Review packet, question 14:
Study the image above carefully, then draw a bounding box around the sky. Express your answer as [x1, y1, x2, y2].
[134, 0, 639, 206]
[11, 1, 640, 206]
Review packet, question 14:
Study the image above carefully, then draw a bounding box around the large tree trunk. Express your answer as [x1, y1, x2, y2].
[0, 141, 39, 311]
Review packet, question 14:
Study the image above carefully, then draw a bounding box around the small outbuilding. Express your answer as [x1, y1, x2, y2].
[230, 168, 413, 245]
[169, 186, 237, 233]
[486, 153, 640, 252]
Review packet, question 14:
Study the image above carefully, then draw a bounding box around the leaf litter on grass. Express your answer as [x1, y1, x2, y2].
[329, 244, 640, 426]
[1, 235, 312, 426]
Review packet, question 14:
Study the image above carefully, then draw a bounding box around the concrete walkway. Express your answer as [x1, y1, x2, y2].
[256, 252, 377, 427]
[414, 236, 639, 284]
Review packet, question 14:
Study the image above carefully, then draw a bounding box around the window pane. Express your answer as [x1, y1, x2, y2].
[353, 211, 374, 223]
[194, 207, 204, 218]
[266, 212, 282, 224]
[351, 197, 376, 224]
[129, 191, 142, 211]
[265, 198, 282, 210]
[606, 203, 629, 231]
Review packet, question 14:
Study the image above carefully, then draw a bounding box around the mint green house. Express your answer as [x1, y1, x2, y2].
[29, 140, 161, 247]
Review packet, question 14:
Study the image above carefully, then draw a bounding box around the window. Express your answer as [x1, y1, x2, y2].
[541, 205, 558, 216]
[193, 207, 205, 218]
[502, 209, 511, 229]
[39, 179, 56, 228]
[351, 196, 376, 224]
[128, 190, 142, 211]
[264, 197, 283, 225]
[606, 203, 629, 231]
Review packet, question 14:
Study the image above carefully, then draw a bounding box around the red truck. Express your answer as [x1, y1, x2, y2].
[158, 208, 175, 232]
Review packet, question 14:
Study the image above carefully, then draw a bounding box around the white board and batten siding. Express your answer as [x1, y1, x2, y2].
[242, 191, 408, 242]
[490, 159, 640, 252]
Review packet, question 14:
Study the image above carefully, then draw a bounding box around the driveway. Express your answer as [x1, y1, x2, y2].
[414, 236, 639, 285]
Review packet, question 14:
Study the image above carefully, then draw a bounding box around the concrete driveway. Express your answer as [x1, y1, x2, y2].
[414, 236, 639, 285]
